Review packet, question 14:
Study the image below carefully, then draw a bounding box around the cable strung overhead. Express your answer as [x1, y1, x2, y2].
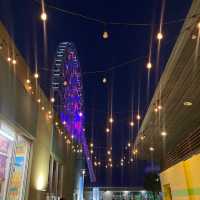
[34, 0, 193, 27]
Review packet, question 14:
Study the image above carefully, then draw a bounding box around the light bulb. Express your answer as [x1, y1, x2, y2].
[34, 73, 39, 79]
[157, 32, 163, 40]
[103, 31, 109, 39]
[136, 114, 141, 120]
[41, 12, 47, 21]
[149, 147, 155, 151]
[26, 79, 31, 84]
[147, 62, 152, 69]
[130, 121, 134, 127]
[161, 131, 167, 137]
[50, 97, 55, 103]
[12, 59, 17, 65]
[102, 77, 107, 83]
[7, 57, 11, 62]
[106, 128, 110, 133]
[109, 117, 114, 123]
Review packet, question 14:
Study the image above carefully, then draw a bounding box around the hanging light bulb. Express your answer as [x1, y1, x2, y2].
[12, 59, 17, 65]
[41, 106, 45, 111]
[90, 149, 94, 154]
[62, 121, 66, 125]
[149, 147, 155, 152]
[161, 131, 167, 137]
[102, 77, 107, 84]
[128, 142, 131, 147]
[158, 105, 162, 110]
[103, 31, 109, 39]
[130, 121, 134, 127]
[108, 158, 112, 162]
[147, 61, 152, 69]
[90, 142, 94, 148]
[55, 122, 59, 126]
[140, 135, 145, 141]
[50, 97, 55, 103]
[7, 57, 11, 62]
[34, 72, 39, 79]
[106, 128, 110, 133]
[154, 107, 158, 112]
[109, 117, 114, 123]
[157, 32, 163, 40]
[37, 98, 41, 103]
[136, 114, 141, 120]
[26, 79, 31, 84]
[107, 150, 111, 155]
[133, 149, 138, 155]
[40, 12, 47, 21]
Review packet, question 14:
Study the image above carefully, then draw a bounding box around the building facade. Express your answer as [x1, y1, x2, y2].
[0, 22, 83, 200]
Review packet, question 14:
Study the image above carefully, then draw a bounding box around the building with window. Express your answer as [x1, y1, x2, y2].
[0, 22, 83, 200]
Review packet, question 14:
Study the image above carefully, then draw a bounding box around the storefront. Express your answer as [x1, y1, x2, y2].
[0, 120, 32, 200]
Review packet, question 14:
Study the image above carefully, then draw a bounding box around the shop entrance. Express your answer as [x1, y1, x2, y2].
[0, 121, 31, 200]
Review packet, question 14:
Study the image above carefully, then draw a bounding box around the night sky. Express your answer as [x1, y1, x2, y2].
[0, 0, 192, 187]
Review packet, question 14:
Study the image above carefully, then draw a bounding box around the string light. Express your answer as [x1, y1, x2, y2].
[102, 31, 109, 39]
[26, 79, 31, 84]
[90, 143, 94, 148]
[107, 150, 111, 155]
[161, 131, 167, 137]
[90, 149, 94, 154]
[109, 117, 114, 123]
[40, 12, 47, 21]
[7, 57, 11, 62]
[41, 106, 45, 111]
[140, 135, 145, 141]
[157, 32, 163, 40]
[128, 142, 131, 147]
[102, 77, 107, 84]
[34, 72, 39, 79]
[50, 97, 55, 103]
[146, 61, 152, 69]
[55, 122, 59, 126]
[154, 107, 158, 112]
[62, 121, 66, 125]
[136, 114, 141, 120]
[130, 121, 134, 127]
[12, 59, 17, 65]
[149, 147, 155, 152]
[37, 98, 41, 103]
[108, 158, 112, 162]
[28, 86, 32, 91]
[106, 128, 110, 133]
[158, 105, 162, 110]
[133, 149, 138, 155]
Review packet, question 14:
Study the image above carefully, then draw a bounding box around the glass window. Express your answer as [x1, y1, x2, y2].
[0, 121, 31, 200]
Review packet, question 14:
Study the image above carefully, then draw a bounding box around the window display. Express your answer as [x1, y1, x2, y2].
[0, 122, 31, 200]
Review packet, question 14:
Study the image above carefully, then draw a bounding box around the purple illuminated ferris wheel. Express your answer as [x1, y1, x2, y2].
[51, 42, 95, 182]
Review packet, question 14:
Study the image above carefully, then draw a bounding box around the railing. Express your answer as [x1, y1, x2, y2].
[165, 127, 200, 169]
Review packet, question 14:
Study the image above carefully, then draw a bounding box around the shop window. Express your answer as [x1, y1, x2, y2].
[0, 121, 31, 200]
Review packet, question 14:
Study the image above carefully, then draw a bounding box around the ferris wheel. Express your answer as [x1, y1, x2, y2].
[51, 42, 95, 182]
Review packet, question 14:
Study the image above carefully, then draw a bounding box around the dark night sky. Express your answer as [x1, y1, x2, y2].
[0, 0, 192, 187]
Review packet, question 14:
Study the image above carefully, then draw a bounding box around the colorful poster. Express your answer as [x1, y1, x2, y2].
[0, 155, 7, 181]
[7, 142, 27, 200]
[0, 135, 10, 154]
